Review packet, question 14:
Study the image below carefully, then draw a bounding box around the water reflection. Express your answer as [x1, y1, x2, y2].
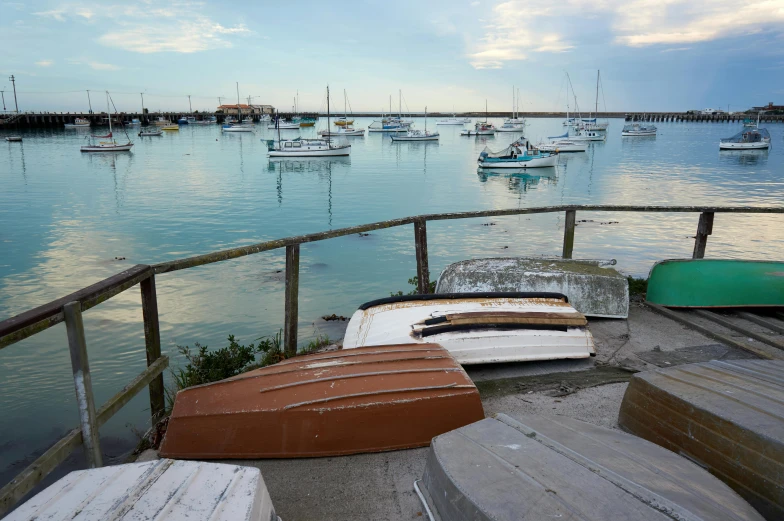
[7, 140, 27, 183]
[268, 158, 350, 226]
[718, 149, 769, 166]
[477, 167, 557, 194]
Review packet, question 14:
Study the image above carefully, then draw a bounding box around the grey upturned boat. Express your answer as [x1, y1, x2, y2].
[417, 413, 764, 521]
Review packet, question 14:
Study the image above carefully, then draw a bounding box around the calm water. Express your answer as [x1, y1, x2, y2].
[1, 117, 783, 483]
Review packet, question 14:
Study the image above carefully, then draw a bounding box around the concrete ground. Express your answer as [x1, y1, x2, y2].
[224, 303, 750, 521]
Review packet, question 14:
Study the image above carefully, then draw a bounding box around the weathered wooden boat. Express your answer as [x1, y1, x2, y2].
[619, 359, 784, 520]
[646, 259, 784, 307]
[160, 344, 484, 459]
[6, 459, 277, 521]
[436, 258, 629, 318]
[418, 413, 765, 521]
[342, 293, 595, 364]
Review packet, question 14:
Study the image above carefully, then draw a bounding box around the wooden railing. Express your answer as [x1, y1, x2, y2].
[1, 204, 782, 514]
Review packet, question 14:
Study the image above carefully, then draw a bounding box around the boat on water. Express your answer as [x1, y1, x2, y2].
[621, 123, 657, 136]
[161, 124, 179, 131]
[579, 71, 609, 132]
[500, 86, 526, 130]
[743, 117, 757, 128]
[138, 128, 163, 136]
[159, 343, 484, 459]
[620, 359, 784, 519]
[222, 82, 255, 133]
[461, 100, 496, 136]
[242, 116, 254, 124]
[437, 115, 465, 125]
[368, 121, 408, 132]
[267, 119, 300, 130]
[391, 106, 439, 141]
[5, 136, 22, 142]
[720, 127, 771, 150]
[342, 293, 595, 364]
[80, 92, 134, 152]
[190, 118, 212, 125]
[260, 114, 271, 122]
[178, 117, 189, 124]
[478, 138, 558, 168]
[153, 117, 171, 126]
[646, 259, 784, 307]
[496, 121, 524, 133]
[334, 117, 354, 126]
[537, 139, 587, 152]
[6, 459, 278, 521]
[419, 413, 765, 521]
[64, 117, 91, 128]
[569, 129, 607, 141]
[297, 118, 315, 127]
[222, 124, 253, 133]
[319, 125, 365, 137]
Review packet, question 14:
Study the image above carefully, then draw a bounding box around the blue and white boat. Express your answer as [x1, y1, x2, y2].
[478, 138, 558, 168]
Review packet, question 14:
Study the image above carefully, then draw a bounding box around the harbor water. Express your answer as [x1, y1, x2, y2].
[1, 117, 783, 485]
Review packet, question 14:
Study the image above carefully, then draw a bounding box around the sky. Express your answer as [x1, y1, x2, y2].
[1, 0, 783, 113]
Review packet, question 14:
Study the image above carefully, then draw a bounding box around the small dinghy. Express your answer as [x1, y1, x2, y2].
[342, 293, 595, 365]
[436, 258, 629, 318]
[5, 136, 22, 142]
[160, 344, 484, 459]
[138, 129, 163, 136]
[6, 459, 278, 521]
[620, 359, 784, 520]
[418, 413, 765, 521]
[646, 259, 784, 307]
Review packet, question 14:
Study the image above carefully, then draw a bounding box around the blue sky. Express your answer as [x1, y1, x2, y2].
[1, 0, 783, 113]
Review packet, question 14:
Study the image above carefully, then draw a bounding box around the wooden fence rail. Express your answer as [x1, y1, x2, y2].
[0, 204, 783, 515]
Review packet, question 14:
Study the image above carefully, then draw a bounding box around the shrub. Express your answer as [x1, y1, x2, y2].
[391, 275, 437, 296]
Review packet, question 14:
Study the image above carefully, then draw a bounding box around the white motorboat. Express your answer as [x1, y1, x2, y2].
[267, 119, 300, 129]
[621, 123, 656, 137]
[342, 293, 595, 365]
[570, 129, 607, 141]
[720, 127, 771, 150]
[437, 115, 465, 125]
[367, 122, 408, 132]
[319, 125, 365, 137]
[138, 129, 163, 136]
[81, 92, 134, 152]
[268, 86, 351, 158]
[537, 139, 587, 152]
[478, 138, 558, 168]
[496, 122, 524, 133]
[222, 124, 254, 133]
[64, 118, 91, 128]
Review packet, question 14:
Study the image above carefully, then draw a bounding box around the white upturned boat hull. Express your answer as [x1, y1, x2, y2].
[719, 141, 769, 150]
[479, 154, 558, 168]
[80, 143, 133, 152]
[268, 145, 351, 157]
[343, 294, 595, 365]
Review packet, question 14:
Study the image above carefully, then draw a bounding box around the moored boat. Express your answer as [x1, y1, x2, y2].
[334, 116, 354, 126]
[495, 121, 524, 133]
[720, 127, 771, 150]
[460, 122, 496, 136]
[138, 128, 163, 136]
[419, 413, 766, 521]
[621, 122, 657, 136]
[80, 92, 134, 152]
[570, 129, 608, 141]
[161, 124, 179, 131]
[153, 116, 172, 126]
[267, 119, 300, 130]
[619, 359, 784, 520]
[391, 106, 439, 141]
[64, 117, 91, 128]
[222, 124, 253, 133]
[537, 139, 587, 152]
[267, 137, 350, 156]
[646, 259, 784, 307]
[318, 125, 365, 137]
[5, 136, 22, 142]
[437, 115, 465, 125]
[159, 343, 485, 459]
[478, 138, 558, 168]
[342, 293, 595, 364]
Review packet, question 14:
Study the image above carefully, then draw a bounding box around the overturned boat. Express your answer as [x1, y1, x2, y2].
[160, 343, 484, 459]
[6, 459, 278, 521]
[342, 293, 595, 365]
[620, 359, 784, 520]
[436, 258, 629, 318]
[418, 413, 765, 521]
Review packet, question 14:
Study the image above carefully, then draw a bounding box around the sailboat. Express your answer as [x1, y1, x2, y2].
[499, 87, 525, 130]
[391, 107, 439, 141]
[319, 90, 365, 136]
[266, 86, 351, 158]
[223, 83, 254, 133]
[582, 71, 609, 131]
[80, 92, 134, 152]
[64, 118, 91, 129]
[461, 100, 496, 136]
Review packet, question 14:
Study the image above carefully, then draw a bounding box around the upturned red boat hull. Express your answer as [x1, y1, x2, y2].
[160, 344, 485, 459]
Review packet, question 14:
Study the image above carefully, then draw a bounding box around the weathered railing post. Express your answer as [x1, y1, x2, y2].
[414, 219, 430, 294]
[692, 211, 714, 259]
[562, 210, 576, 259]
[140, 273, 165, 423]
[63, 301, 102, 468]
[284, 244, 300, 357]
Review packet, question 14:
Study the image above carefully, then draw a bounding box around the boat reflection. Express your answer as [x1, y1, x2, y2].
[477, 167, 557, 193]
[718, 148, 769, 166]
[269, 158, 349, 225]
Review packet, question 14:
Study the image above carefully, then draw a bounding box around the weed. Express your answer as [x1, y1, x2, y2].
[627, 276, 648, 298]
[391, 275, 437, 296]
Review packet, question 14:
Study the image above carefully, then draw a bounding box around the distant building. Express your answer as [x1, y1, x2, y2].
[217, 104, 274, 115]
[700, 108, 725, 115]
[752, 102, 784, 113]
[251, 104, 275, 115]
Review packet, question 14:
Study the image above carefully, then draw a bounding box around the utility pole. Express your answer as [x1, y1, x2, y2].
[86, 90, 93, 114]
[140, 92, 144, 114]
[188, 94, 192, 113]
[9, 75, 19, 113]
[1, 90, 5, 111]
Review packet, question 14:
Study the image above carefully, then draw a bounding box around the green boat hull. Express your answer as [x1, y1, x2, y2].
[647, 259, 784, 308]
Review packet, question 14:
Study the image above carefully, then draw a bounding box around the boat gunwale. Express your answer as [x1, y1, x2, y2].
[357, 292, 568, 311]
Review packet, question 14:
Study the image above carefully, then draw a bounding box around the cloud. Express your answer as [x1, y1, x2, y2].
[89, 61, 120, 70]
[467, 0, 784, 69]
[35, 60, 54, 66]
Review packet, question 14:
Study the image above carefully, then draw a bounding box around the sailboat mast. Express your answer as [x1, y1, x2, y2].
[512, 86, 515, 120]
[424, 106, 427, 132]
[327, 85, 331, 147]
[236, 82, 241, 121]
[398, 90, 401, 119]
[106, 91, 112, 135]
[595, 70, 599, 116]
[485, 99, 488, 123]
